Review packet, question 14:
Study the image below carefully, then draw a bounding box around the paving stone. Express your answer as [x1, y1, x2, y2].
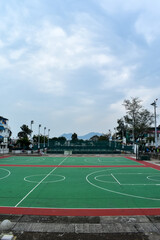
[135, 223, 159, 234]
[100, 216, 150, 224]
[50, 223, 75, 233]
[13, 223, 75, 233]
[101, 223, 137, 233]
[19, 215, 100, 224]
[12, 221, 139, 234]
[75, 224, 90, 233]
[153, 223, 160, 233]
[148, 216, 160, 223]
[2, 214, 160, 238]
[147, 233, 160, 240]
[88, 224, 103, 233]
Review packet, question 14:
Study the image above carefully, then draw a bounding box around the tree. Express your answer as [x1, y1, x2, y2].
[90, 135, 100, 141]
[123, 97, 154, 143]
[58, 137, 67, 144]
[98, 134, 109, 141]
[18, 124, 32, 138]
[116, 118, 127, 140]
[17, 124, 32, 149]
[71, 133, 78, 141]
[33, 135, 48, 144]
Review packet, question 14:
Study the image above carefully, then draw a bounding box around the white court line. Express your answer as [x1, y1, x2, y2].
[111, 174, 121, 184]
[120, 184, 160, 186]
[86, 170, 160, 201]
[0, 168, 11, 180]
[15, 156, 68, 207]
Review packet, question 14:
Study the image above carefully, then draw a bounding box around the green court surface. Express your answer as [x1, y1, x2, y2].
[0, 156, 160, 216]
[0, 156, 143, 166]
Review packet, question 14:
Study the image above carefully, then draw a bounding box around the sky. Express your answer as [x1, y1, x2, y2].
[1, 0, 160, 138]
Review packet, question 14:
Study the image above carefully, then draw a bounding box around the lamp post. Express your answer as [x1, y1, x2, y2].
[38, 124, 41, 149]
[151, 99, 158, 148]
[114, 127, 117, 148]
[30, 120, 34, 145]
[43, 127, 46, 148]
[109, 129, 111, 147]
[48, 129, 50, 148]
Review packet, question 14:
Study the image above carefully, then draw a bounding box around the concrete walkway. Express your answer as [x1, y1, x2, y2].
[0, 215, 160, 240]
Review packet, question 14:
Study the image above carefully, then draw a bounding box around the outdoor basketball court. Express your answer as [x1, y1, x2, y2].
[0, 155, 160, 216]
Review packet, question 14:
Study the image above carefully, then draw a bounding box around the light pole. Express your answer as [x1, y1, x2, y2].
[109, 129, 111, 147]
[30, 120, 34, 145]
[114, 127, 117, 148]
[151, 99, 158, 148]
[48, 129, 50, 148]
[44, 127, 46, 148]
[38, 124, 41, 149]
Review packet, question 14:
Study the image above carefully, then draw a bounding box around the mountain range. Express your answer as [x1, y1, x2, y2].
[60, 132, 102, 140]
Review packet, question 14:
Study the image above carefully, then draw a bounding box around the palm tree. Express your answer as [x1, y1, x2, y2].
[17, 124, 32, 149]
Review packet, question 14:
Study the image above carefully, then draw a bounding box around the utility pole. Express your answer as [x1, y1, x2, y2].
[151, 99, 158, 148]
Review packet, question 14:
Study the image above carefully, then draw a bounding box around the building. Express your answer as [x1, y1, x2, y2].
[0, 116, 11, 154]
[145, 126, 160, 146]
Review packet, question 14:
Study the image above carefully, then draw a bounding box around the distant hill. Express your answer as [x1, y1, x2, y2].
[60, 133, 72, 140]
[79, 132, 102, 140]
[60, 132, 102, 140]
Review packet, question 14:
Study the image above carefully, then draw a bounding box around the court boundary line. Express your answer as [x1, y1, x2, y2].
[0, 164, 146, 168]
[0, 206, 160, 216]
[0, 156, 10, 159]
[0, 155, 144, 168]
[125, 156, 160, 171]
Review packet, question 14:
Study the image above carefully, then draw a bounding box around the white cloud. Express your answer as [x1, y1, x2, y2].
[135, 12, 160, 44]
[32, 21, 91, 71]
[90, 54, 114, 66]
[100, 65, 136, 89]
[2, 19, 116, 95]
[98, 0, 160, 14]
[9, 48, 27, 60]
[75, 115, 93, 125]
[0, 39, 4, 48]
[98, 0, 144, 14]
[0, 6, 141, 97]
[0, 56, 10, 70]
[99, 0, 160, 44]
[1, 0, 160, 137]
[122, 86, 160, 109]
[110, 100, 125, 114]
[79, 97, 95, 106]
